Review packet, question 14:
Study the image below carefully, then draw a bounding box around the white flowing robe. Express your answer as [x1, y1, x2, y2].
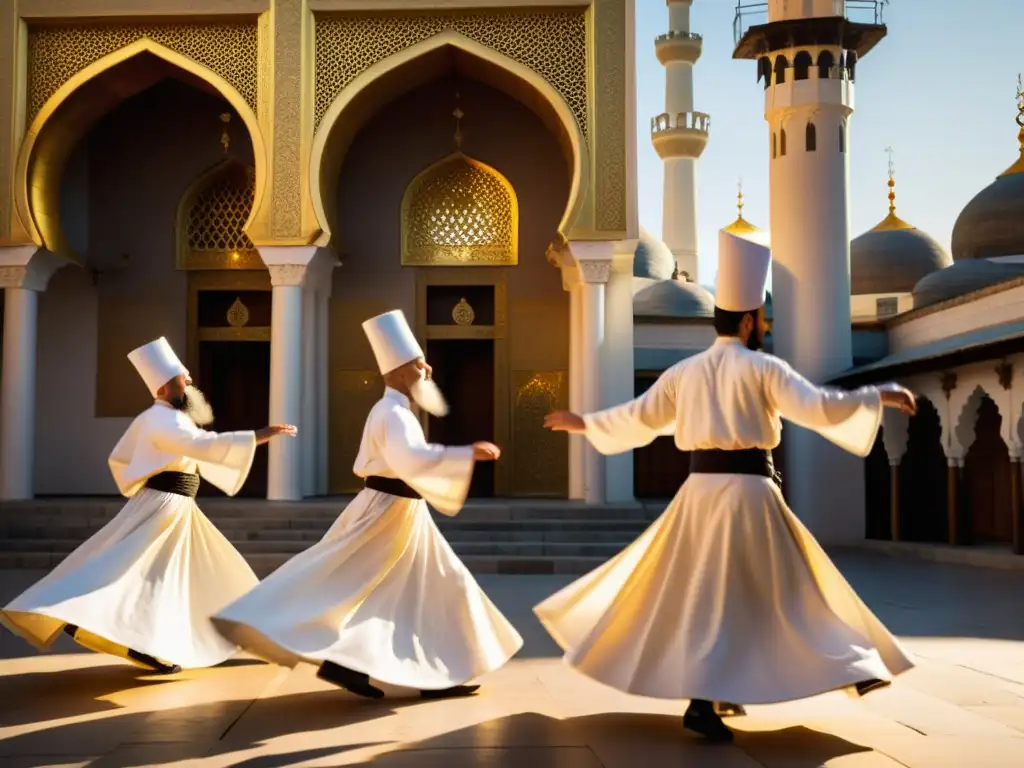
[212, 387, 523, 690]
[534, 337, 914, 705]
[0, 401, 259, 668]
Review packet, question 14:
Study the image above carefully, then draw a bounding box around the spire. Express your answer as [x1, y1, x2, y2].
[723, 177, 762, 235]
[999, 73, 1024, 177]
[871, 147, 914, 232]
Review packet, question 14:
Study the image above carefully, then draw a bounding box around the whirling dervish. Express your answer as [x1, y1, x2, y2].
[212, 309, 522, 699]
[536, 235, 918, 742]
[0, 337, 296, 673]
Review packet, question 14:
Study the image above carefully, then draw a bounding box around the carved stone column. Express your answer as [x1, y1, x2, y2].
[571, 241, 614, 505]
[603, 241, 637, 503]
[558, 261, 585, 500]
[881, 407, 909, 543]
[0, 247, 68, 500]
[260, 246, 317, 501]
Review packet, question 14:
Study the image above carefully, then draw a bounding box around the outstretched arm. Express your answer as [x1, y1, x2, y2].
[763, 356, 915, 457]
[379, 407, 475, 516]
[546, 369, 678, 455]
[149, 414, 258, 496]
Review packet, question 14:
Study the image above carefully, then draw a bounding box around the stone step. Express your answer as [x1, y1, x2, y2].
[0, 538, 629, 558]
[0, 507, 661, 526]
[0, 519, 651, 541]
[0, 551, 608, 576]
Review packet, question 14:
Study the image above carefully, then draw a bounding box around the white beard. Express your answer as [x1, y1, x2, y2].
[183, 386, 215, 427]
[409, 376, 449, 418]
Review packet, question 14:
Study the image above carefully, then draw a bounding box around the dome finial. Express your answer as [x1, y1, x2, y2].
[1000, 73, 1024, 177]
[885, 146, 896, 215]
[723, 177, 762, 236]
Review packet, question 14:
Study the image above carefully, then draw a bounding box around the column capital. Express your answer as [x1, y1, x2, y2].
[0, 247, 70, 291]
[569, 240, 615, 284]
[260, 245, 317, 287]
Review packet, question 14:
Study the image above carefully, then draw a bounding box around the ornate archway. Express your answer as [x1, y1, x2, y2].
[14, 39, 267, 258]
[310, 31, 588, 250]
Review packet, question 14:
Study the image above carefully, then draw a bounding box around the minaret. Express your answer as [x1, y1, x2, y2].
[652, 0, 708, 283]
[732, 0, 887, 543]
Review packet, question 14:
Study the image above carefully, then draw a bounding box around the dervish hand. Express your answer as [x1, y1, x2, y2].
[472, 441, 501, 461]
[256, 424, 298, 444]
[879, 387, 917, 416]
[544, 411, 585, 433]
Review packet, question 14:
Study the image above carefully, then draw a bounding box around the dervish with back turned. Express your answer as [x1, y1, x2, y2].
[1, 337, 297, 674]
[537, 236, 918, 742]
[213, 309, 522, 699]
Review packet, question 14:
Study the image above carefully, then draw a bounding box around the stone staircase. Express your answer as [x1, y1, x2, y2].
[0, 497, 667, 575]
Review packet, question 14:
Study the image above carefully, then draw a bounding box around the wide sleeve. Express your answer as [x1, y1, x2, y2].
[582, 369, 678, 456]
[381, 407, 475, 517]
[149, 414, 257, 497]
[762, 356, 883, 458]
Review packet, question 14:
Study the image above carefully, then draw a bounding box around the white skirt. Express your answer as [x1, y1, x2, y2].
[0, 489, 258, 669]
[212, 489, 523, 691]
[534, 473, 915, 705]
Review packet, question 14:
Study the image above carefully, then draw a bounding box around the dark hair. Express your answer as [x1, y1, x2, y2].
[713, 306, 755, 337]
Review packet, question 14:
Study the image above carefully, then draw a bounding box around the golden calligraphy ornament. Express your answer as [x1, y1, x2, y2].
[226, 297, 250, 327]
[452, 297, 475, 326]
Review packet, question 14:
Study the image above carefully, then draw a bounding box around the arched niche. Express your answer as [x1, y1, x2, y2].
[900, 396, 948, 542]
[400, 152, 518, 267]
[176, 157, 260, 270]
[963, 393, 1013, 543]
[15, 41, 266, 260]
[310, 32, 587, 250]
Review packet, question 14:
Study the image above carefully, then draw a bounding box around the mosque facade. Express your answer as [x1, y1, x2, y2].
[3, 0, 1024, 559]
[0, 0, 641, 506]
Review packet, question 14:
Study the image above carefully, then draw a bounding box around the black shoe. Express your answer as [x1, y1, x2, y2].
[420, 685, 480, 700]
[683, 700, 734, 743]
[855, 678, 890, 697]
[713, 702, 747, 718]
[127, 649, 181, 675]
[317, 662, 385, 699]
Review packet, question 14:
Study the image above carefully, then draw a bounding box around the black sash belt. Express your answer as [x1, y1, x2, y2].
[144, 471, 201, 498]
[689, 449, 781, 487]
[365, 475, 422, 500]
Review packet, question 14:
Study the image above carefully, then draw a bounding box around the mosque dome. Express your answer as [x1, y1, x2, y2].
[850, 174, 950, 295]
[633, 276, 715, 319]
[911, 259, 1024, 309]
[951, 171, 1024, 260]
[633, 228, 677, 280]
[949, 95, 1024, 260]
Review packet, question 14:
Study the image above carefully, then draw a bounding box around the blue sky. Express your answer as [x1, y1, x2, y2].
[635, 0, 1024, 287]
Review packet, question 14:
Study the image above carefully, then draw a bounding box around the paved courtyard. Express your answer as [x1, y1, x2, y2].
[1, 551, 1024, 767]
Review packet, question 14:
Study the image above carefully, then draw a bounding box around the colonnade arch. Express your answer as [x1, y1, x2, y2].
[309, 31, 588, 252]
[15, 39, 267, 259]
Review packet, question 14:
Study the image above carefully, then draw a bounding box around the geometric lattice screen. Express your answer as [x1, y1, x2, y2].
[402, 153, 518, 267]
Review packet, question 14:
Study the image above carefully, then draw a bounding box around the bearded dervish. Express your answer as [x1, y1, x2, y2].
[0, 337, 296, 674]
[536, 231, 918, 742]
[212, 309, 522, 699]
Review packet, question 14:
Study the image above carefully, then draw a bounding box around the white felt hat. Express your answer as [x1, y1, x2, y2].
[716, 228, 772, 312]
[362, 310, 424, 375]
[127, 337, 188, 397]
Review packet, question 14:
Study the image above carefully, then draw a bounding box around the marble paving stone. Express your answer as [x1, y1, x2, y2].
[2, 554, 1024, 767]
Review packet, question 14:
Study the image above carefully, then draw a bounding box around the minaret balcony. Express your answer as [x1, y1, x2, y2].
[655, 30, 703, 65]
[651, 111, 709, 159]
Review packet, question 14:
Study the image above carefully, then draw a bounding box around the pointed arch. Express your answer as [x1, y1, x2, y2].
[400, 151, 519, 267]
[176, 157, 262, 270]
[14, 38, 267, 256]
[310, 30, 587, 248]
